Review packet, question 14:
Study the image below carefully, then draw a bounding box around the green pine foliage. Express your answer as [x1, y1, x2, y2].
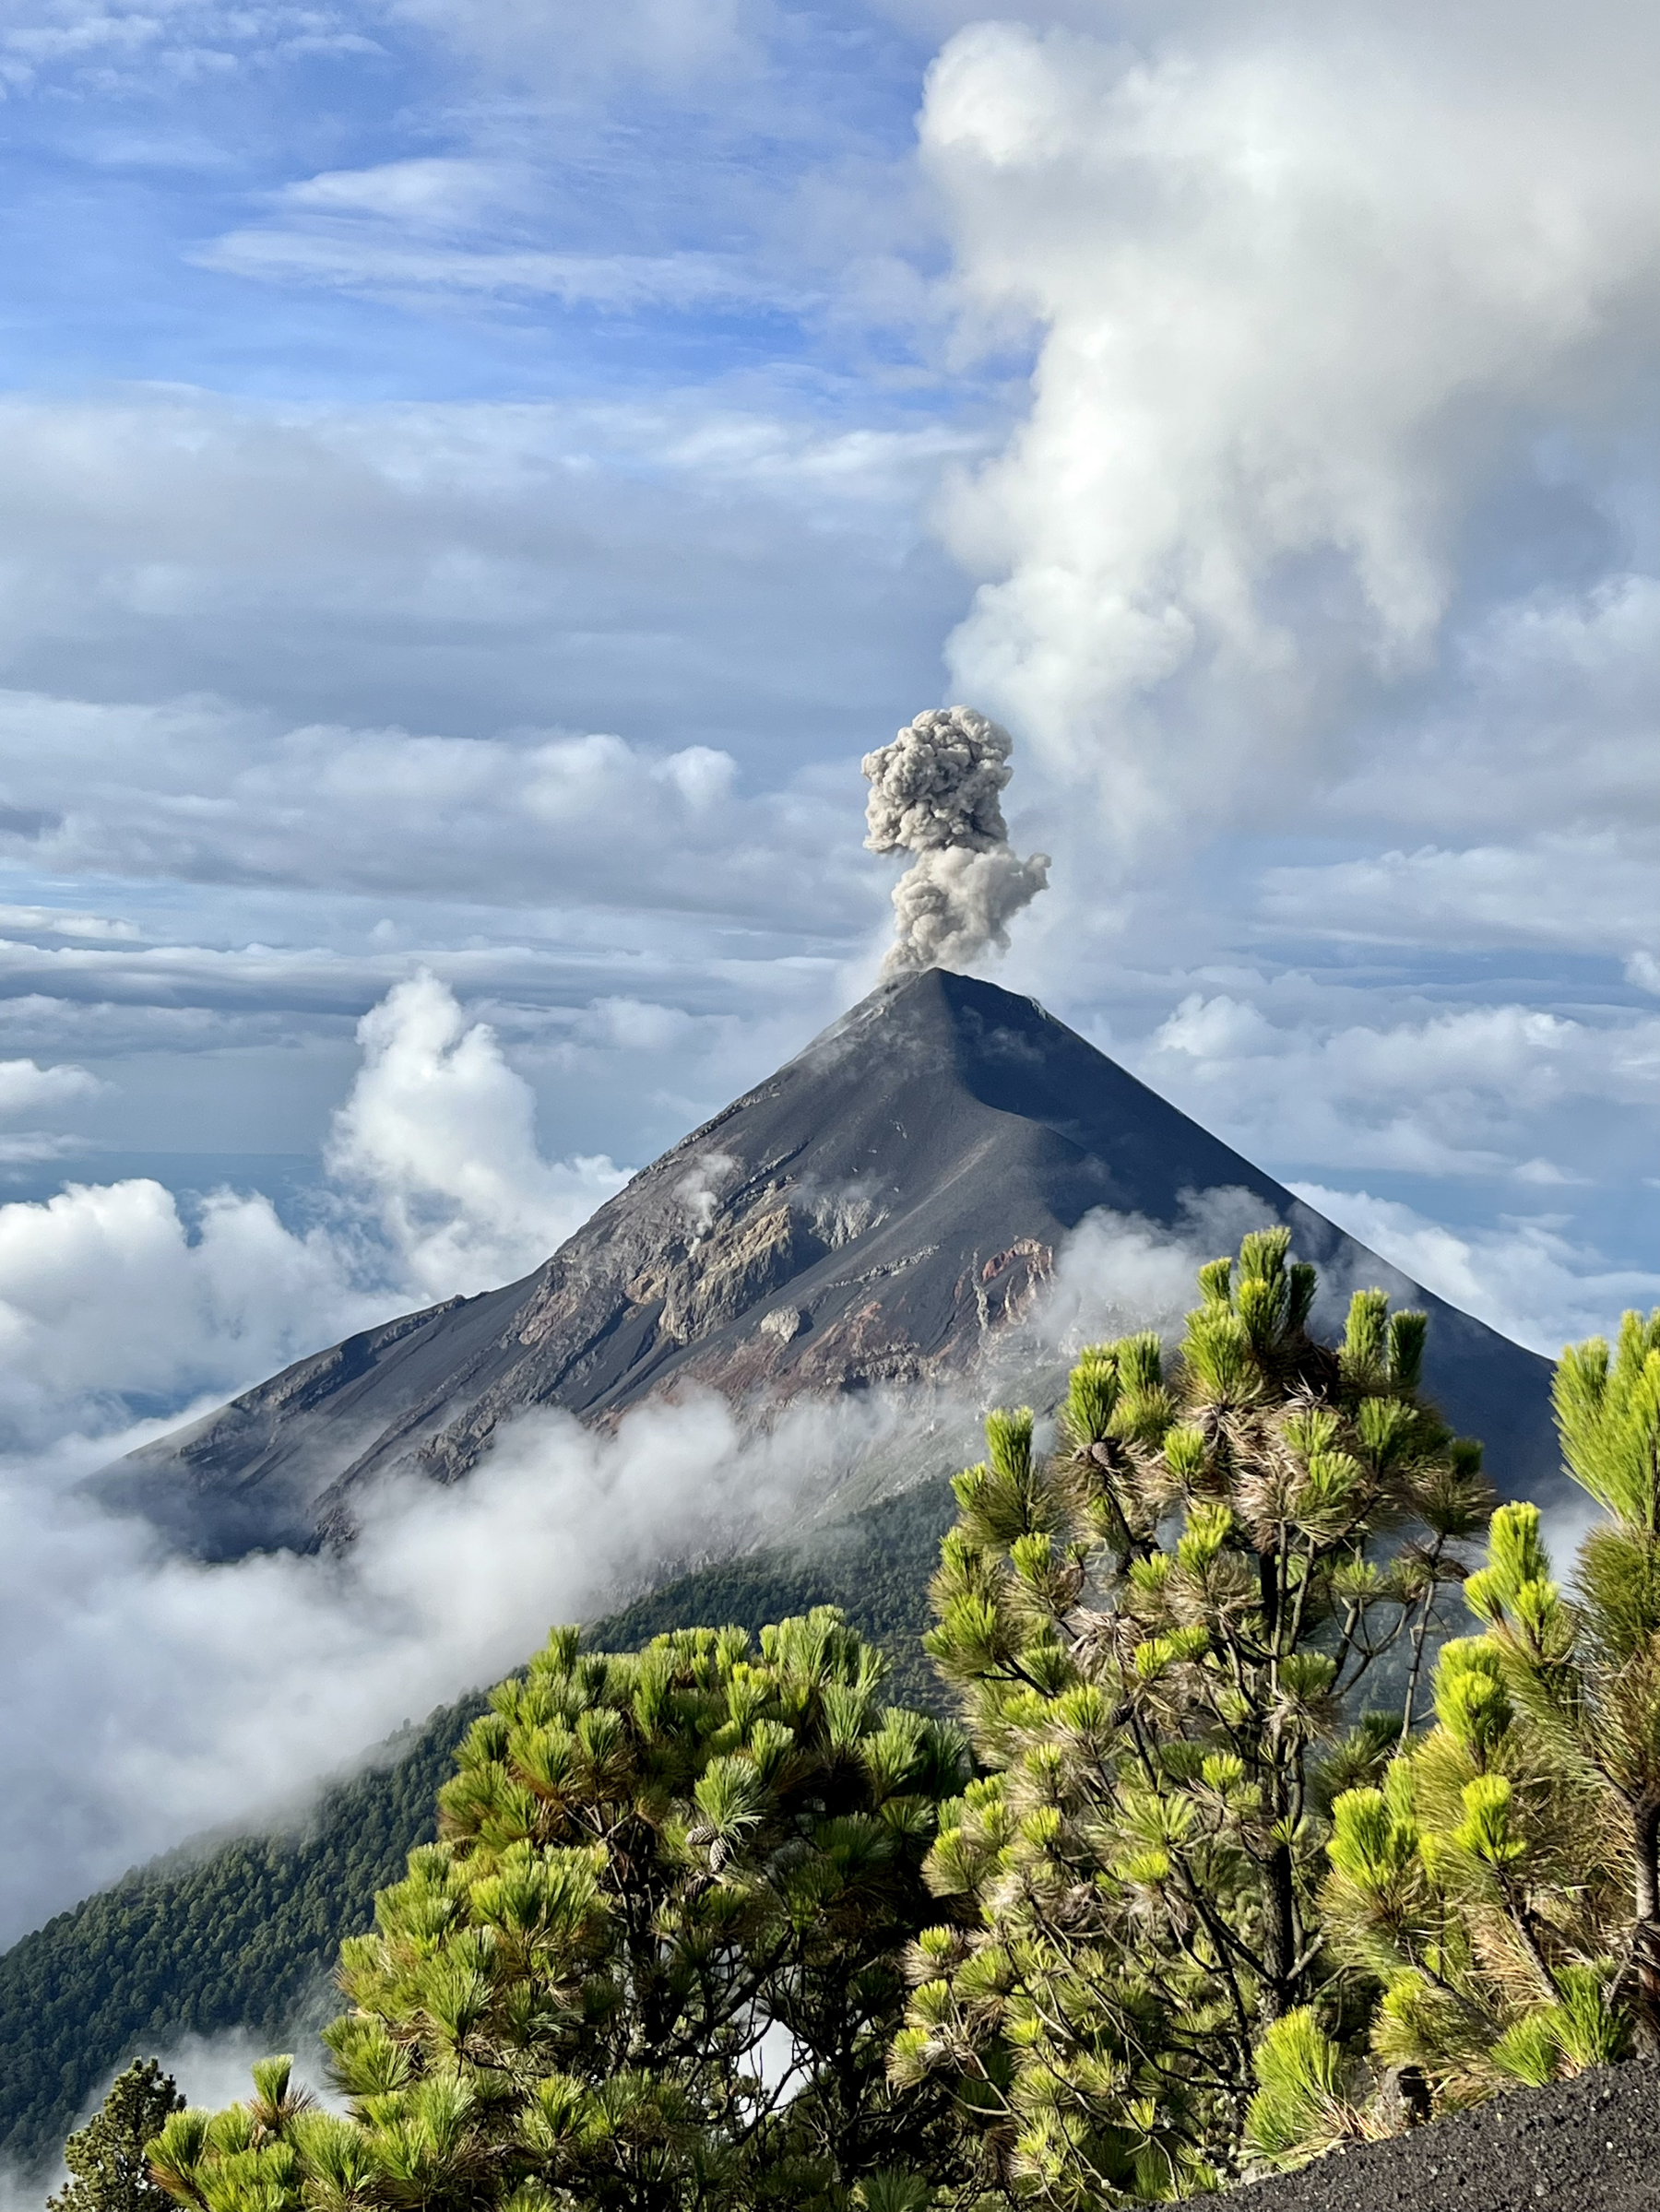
[1318, 1561, 1632, 2108]
[47, 2060, 184, 2212]
[0, 1482, 955, 2179]
[1316, 1307, 1660, 2105]
[150, 1610, 975, 2212]
[895, 1230, 1492, 2203]
[35, 1294, 1660, 2206]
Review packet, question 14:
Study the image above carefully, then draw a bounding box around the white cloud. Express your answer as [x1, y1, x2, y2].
[0, 905, 138, 941]
[203, 154, 765, 310]
[0, 384, 965, 804]
[0, 973, 624, 1450]
[279, 157, 508, 226]
[0, 693, 876, 926]
[919, 13, 1659, 849]
[200, 233, 777, 312]
[1138, 993, 1660, 1179]
[0, 1382, 910, 1944]
[326, 970, 626, 1299]
[0, 1179, 384, 1448]
[0, 0, 378, 89]
[1259, 834, 1660, 953]
[0, 1055, 101, 1118]
[1291, 1179, 1660, 1360]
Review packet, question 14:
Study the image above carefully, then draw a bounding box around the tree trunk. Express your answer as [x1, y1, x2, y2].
[1261, 1836, 1298, 2021]
[1258, 1549, 1280, 1642]
[1632, 1796, 1660, 2054]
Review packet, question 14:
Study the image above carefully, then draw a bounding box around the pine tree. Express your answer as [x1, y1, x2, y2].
[1315, 1307, 1660, 2107]
[49, 2060, 184, 2212]
[892, 1229, 1491, 2205]
[148, 1609, 973, 2212]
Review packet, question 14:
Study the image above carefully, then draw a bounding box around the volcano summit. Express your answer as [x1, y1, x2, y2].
[96, 969, 1564, 1556]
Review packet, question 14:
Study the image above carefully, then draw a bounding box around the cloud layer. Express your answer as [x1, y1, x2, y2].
[0, 1163, 1248, 1948]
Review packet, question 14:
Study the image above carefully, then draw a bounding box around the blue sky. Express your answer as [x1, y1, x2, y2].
[0, 0, 1657, 1950]
[0, 0, 1655, 1449]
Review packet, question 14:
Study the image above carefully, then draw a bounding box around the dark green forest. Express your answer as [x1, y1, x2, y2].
[0, 1480, 954, 2178]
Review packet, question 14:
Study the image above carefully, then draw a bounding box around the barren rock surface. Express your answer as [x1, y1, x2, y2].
[1227, 2063, 1660, 2212]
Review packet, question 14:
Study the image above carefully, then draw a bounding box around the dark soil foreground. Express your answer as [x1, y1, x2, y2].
[1220, 2061, 1660, 2212]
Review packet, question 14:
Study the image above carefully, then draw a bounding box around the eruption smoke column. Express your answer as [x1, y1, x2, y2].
[862, 705, 1050, 976]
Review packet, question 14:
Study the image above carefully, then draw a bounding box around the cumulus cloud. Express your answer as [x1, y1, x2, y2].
[0, 1055, 101, 1118]
[0, 974, 624, 1453]
[922, 13, 1660, 844]
[326, 971, 626, 1299]
[0, 1181, 383, 1452]
[862, 704, 1049, 974]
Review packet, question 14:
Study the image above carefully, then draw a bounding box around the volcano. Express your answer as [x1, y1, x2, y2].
[94, 969, 1564, 1556]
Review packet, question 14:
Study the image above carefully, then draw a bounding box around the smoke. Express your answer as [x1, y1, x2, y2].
[673, 1151, 738, 1239]
[861, 704, 1049, 976]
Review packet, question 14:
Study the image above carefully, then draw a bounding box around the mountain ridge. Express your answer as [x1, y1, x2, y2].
[92, 968, 1567, 1556]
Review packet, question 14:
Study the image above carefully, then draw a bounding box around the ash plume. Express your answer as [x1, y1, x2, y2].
[861, 705, 1049, 976]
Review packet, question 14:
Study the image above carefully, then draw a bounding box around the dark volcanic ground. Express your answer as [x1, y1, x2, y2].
[92, 967, 1569, 1557]
[1226, 2062, 1660, 2212]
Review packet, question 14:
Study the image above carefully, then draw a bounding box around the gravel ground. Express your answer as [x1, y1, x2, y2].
[1220, 2061, 1660, 2212]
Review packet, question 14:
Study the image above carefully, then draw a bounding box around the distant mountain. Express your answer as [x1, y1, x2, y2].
[92, 968, 1565, 1557]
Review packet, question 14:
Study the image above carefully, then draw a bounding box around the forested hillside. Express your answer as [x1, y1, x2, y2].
[0, 1480, 954, 2178]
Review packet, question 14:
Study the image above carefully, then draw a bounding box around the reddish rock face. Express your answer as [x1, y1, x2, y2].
[90, 968, 1563, 1559]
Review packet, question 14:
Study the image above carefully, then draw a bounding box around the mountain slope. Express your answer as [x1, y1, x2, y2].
[94, 967, 1565, 1557]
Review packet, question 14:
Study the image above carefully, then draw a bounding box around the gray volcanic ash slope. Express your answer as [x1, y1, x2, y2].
[94, 969, 1566, 1557]
[1215, 2060, 1660, 2212]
